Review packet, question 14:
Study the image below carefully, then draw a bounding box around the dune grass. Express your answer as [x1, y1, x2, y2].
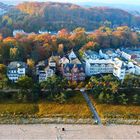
[0, 103, 38, 116]
[89, 95, 140, 119]
[95, 104, 140, 119]
[38, 92, 92, 118]
[0, 92, 92, 119]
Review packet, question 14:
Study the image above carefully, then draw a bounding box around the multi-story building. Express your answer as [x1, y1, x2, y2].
[83, 50, 114, 76]
[36, 60, 48, 75]
[60, 50, 85, 81]
[83, 49, 140, 80]
[113, 58, 126, 80]
[7, 61, 27, 82]
[121, 51, 132, 60]
[118, 49, 139, 61]
[62, 64, 85, 81]
[37, 56, 56, 83]
[99, 50, 109, 59]
[13, 30, 26, 36]
[85, 59, 114, 76]
[39, 66, 55, 83]
[59, 57, 70, 66]
[125, 62, 135, 74]
[99, 49, 119, 59]
[83, 50, 101, 60]
[48, 56, 57, 72]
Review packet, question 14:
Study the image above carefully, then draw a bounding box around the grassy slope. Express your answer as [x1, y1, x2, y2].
[89, 95, 140, 119]
[0, 92, 140, 120]
[38, 93, 91, 118]
[0, 104, 38, 115]
[0, 92, 92, 119]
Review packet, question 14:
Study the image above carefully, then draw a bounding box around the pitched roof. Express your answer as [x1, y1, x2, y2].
[68, 50, 77, 60]
[59, 57, 69, 64]
[70, 58, 81, 64]
[49, 56, 56, 62]
[8, 61, 27, 69]
[63, 63, 84, 73]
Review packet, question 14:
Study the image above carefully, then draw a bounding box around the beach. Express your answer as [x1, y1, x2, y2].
[0, 124, 140, 139]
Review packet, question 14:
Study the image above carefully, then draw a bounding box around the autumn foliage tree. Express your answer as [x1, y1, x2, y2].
[0, 26, 139, 65]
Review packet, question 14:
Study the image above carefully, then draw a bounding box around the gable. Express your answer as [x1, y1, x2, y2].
[68, 51, 77, 60]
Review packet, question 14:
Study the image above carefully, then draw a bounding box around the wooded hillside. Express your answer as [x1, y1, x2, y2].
[0, 2, 140, 37]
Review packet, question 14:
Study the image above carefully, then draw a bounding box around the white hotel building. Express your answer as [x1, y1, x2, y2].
[113, 58, 126, 80]
[85, 59, 114, 76]
[83, 50, 127, 80]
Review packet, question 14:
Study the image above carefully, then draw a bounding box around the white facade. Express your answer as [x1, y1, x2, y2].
[135, 65, 140, 75]
[49, 61, 56, 67]
[13, 30, 26, 36]
[7, 62, 27, 82]
[17, 68, 26, 75]
[99, 50, 109, 59]
[113, 58, 126, 80]
[83, 50, 128, 80]
[85, 59, 114, 76]
[113, 67, 126, 80]
[46, 68, 54, 76]
[48, 56, 56, 71]
[68, 50, 77, 60]
[121, 51, 132, 60]
[59, 57, 70, 65]
[39, 68, 54, 83]
[126, 62, 135, 74]
[84, 49, 140, 80]
[39, 71, 46, 83]
[38, 30, 49, 34]
[37, 57, 56, 83]
[84, 50, 100, 60]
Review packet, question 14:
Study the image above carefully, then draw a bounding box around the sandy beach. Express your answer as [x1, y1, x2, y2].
[0, 124, 139, 139]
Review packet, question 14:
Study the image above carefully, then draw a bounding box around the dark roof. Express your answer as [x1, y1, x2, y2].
[63, 63, 84, 73]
